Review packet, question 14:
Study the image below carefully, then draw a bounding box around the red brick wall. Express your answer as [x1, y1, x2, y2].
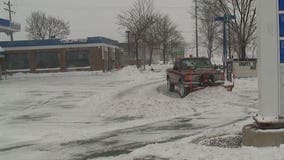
[28, 52, 37, 73]
[108, 48, 113, 71]
[89, 47, 103, 71]
[58, 50, 66, 72]
[89, 48, 96, 71]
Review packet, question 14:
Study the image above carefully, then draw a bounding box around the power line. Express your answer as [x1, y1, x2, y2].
[4, 0, 15, 41]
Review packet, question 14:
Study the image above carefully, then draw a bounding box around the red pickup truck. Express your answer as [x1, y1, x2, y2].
[167, 57, 224, 98]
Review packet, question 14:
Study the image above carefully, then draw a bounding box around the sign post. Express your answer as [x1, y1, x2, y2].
[215, 15, 235, 83]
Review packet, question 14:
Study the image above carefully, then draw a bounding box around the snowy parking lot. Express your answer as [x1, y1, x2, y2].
[1, 65, 284, 160]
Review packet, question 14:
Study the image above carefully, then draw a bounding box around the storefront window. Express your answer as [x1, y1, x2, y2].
[6, 53, 29, 70]
[37, 53, 59, 69]
[66, 51, 90, 68]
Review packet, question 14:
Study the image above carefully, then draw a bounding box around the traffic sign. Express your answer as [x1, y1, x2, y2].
[215, 15, 236, 22]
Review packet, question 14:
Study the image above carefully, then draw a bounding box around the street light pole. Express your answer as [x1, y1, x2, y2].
[126, 31, 131, 56]
[195, 0, 199, 58]
[223, 19, 228, 78]
[215, 15, 236, 83]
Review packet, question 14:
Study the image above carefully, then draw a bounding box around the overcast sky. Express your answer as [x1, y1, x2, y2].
[0, 0, 194, 43]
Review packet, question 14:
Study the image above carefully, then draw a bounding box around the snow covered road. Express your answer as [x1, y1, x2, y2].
[0, 65, 272, 160]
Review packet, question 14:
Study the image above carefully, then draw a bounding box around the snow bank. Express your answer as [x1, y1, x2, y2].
[115, 66, 141, 77]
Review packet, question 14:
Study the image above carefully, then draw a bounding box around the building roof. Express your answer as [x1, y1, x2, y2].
[0, 37, 118, 48]
[0, 37, 119, 51]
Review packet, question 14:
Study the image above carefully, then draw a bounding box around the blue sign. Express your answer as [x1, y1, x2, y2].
[280, 0, 284, 10]
[215, 15, 236, 22]
[0, 18, 10, 27]
[280, 14, 284, 37]
[280, 41, 284, 63]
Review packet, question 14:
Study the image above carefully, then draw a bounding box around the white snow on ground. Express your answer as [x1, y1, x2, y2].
[104, 119, 284, 160]
[0, 64, 283, 160]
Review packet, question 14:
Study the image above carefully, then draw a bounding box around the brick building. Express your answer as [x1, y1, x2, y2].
[0, 37, 119, 73]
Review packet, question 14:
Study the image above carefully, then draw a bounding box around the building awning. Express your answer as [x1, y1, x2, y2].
[0, 37, 119, 52]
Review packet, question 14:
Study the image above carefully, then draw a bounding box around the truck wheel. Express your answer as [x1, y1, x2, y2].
[178, 80, 189, 98]
[167, 78, 175, 92]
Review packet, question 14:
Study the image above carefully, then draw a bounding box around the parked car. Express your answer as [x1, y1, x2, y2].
[166, 57, 225, 98]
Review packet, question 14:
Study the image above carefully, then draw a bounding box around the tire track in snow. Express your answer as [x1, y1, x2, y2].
[65, 112, 251, 160]
[64, 83, 254, 159]
[114, 78, 164, 99]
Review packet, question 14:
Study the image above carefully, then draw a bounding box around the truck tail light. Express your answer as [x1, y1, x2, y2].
[185, 74, 200, 81]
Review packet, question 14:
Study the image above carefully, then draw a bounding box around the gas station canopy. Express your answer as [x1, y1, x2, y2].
[0, 18, 20, 33]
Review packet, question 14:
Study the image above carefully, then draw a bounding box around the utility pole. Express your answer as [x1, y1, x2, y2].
[223, 19, 227, 75]
[4, 0, 15, 41]
[228, 23, 232, 59]
[195, 0, 199, 58]
[126, 31, 131, 56]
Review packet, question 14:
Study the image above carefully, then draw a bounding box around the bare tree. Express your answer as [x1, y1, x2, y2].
[143, 14, 162, 66]
[117, 0, 156, 68]
[25, 11, 47, 40]
[217, 0, 256, 59]
[46, 16, 70, 39]
[143, 14, 184, 65]
[168, 31, 184, 62]
[196, 0, 222, 60]
[157, 15, 183, 64]
[25, 11, 70, 40]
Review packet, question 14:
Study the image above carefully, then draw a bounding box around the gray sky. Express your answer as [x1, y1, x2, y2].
[0, 0, 194, 44]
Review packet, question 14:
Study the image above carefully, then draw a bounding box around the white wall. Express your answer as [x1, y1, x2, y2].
[257, 0, 280, 121]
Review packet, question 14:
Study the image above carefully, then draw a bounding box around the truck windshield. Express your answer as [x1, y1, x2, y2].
[181, 59, 213, 69]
